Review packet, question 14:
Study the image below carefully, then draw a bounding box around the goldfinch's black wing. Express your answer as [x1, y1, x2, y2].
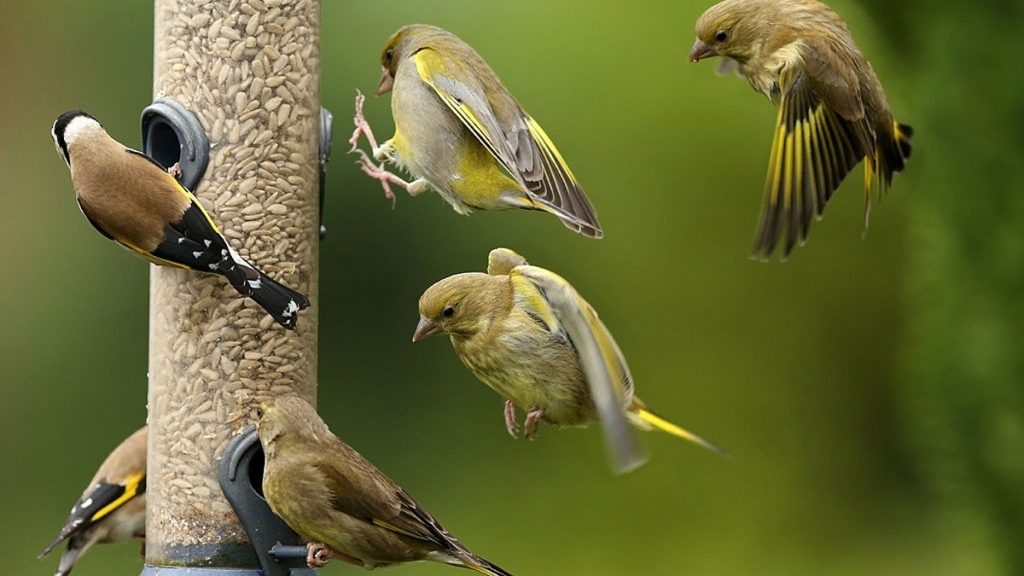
[752, 40, 875, 260]
[40, 472, 146, 558]
[413, 48, 602, 238]
[512, 265, 646, 474]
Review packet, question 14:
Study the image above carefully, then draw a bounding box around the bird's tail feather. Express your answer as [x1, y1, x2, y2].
[863, 121, 913, 229]
[457, 553, 514, 576]
[54, 541, 86, 576]
[628, 405, 729, 456]
[221, 251, 310, 330]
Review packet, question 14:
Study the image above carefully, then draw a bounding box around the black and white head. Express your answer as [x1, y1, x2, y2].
[51, 110, 101, 166]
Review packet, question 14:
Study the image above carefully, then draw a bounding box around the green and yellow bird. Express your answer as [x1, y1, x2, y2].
[256, 396, 513, 575]
[690, 0, 913, 259]
[414, 248, 725, 473]
[40, 426, 147, 576]
[350, 24, 602, 238]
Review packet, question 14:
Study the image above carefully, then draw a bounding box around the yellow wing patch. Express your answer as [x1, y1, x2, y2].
[90, 472, 144, 523]
[413, 50, 516, 178]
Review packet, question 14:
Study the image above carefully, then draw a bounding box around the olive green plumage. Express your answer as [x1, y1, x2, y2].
[365, 24, 602, 237]
[415, 248, 725, 473]
[690, 0, 913, 259]
[257, 396, 512, 575]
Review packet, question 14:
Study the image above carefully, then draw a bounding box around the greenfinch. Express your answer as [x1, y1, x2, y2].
[52, 110, 310, 329]
[256, 396, 513, 575]
[40, 426, 147, 576]
[690, 0, 913, 259]
[414, 248, 725, 473]
[349, 24, 602, 238]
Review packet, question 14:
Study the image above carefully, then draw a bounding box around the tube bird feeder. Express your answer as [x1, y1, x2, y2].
[144, 0, 320, 571]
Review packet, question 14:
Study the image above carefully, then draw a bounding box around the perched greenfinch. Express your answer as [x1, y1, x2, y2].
[40, 426, 147, 576]
[349, 24, 602, 238]
[414, 248, 725, 473]
[690, 0, 913, 259]
[256, 396, 512, 575]
[52, 110, 310, 329]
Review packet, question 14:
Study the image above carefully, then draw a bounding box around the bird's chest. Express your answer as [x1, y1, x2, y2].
[453, 324, 593, 425]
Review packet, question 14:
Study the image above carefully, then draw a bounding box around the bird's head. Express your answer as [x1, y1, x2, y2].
[377, 23, 447, 95]
[413, 272, 509, 342]
[51, 110, 101, 166]
[256, 396, 323, 454]
[690, 0, 767, 64]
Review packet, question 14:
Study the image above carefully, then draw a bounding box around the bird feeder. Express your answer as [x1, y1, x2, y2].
[143, 0, 321, 572]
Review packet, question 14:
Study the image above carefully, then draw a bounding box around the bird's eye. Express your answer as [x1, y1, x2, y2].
[715, 30, 729, 42]
[255, 406, 264, 418]
[384, 48, 394, 63]
[442, 306, 456, 318]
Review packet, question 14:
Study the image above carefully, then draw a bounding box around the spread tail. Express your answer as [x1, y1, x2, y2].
[629, 405, 729, 456]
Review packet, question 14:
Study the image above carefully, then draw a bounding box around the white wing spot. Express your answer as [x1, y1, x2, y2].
[204, 239, 212, 247]
[80, 498, 93, 509]
[192, 251, 203, 259]
[177, 237, 185, 244]
[208, 263, 219, 271]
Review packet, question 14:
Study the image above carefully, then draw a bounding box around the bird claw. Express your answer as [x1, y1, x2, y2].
[166, 162, 183, 180]
[354, 150, 401, 207]
[524, 409, 544, 440]
[503, 400, 519, 439]
[306, 542, 334, 568]
[349, 90, 376, 153]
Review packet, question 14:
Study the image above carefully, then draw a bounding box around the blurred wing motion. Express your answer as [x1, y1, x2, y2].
[511, 265, 646, 473]
[413, 49, 602, 238]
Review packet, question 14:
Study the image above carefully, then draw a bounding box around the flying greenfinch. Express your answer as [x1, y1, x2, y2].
[40, 426, 147, 576]
[256, 396, 513, 575]
[349, 24, 602, 238]
[414, 248, 725, 473]
[690, 0, 913, 259]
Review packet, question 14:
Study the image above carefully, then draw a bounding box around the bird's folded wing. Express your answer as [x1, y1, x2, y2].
[413, 48, 601, 236]
[40, 471, 145, 558]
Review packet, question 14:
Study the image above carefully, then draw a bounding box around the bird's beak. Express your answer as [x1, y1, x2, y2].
[688, 39, 717, 62]
[375, 68, 394, 95]
[412, 316, 442, 342]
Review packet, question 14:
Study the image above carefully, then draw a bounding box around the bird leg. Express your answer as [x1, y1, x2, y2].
[166, 162, 183, 180]
[306, 542, 335, 568]
[349, 90, 426, 206]
[503, 400, 519, 439]
[523, 409, 545, 440]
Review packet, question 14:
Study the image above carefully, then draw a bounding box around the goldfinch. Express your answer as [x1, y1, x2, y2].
[349, 24, 602, 238]
[40, 426, 147, 576]
[256, 396, 513, 575]
[690, 0, 913, 259]
[51, 110, 310, 329]
[414, 248, 725, 473]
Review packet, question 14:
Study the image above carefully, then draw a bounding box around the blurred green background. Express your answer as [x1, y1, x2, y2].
[2, 1, 1021, 575]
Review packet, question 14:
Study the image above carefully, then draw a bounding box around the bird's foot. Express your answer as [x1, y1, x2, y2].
[306, 542, 335, 568]
[355, 150, 416, 207]
[504, 400, 519, 439]
[524, 409, 545, 440]
[166, 162, 183, 180]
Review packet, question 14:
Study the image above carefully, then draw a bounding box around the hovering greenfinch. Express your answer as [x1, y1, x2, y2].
[690, 0, 913, 259]
[349, 24, 602, 238]
[256, 396, 513, 575]
[414, 248, 725, 473]
[40, 426, 147, 576]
